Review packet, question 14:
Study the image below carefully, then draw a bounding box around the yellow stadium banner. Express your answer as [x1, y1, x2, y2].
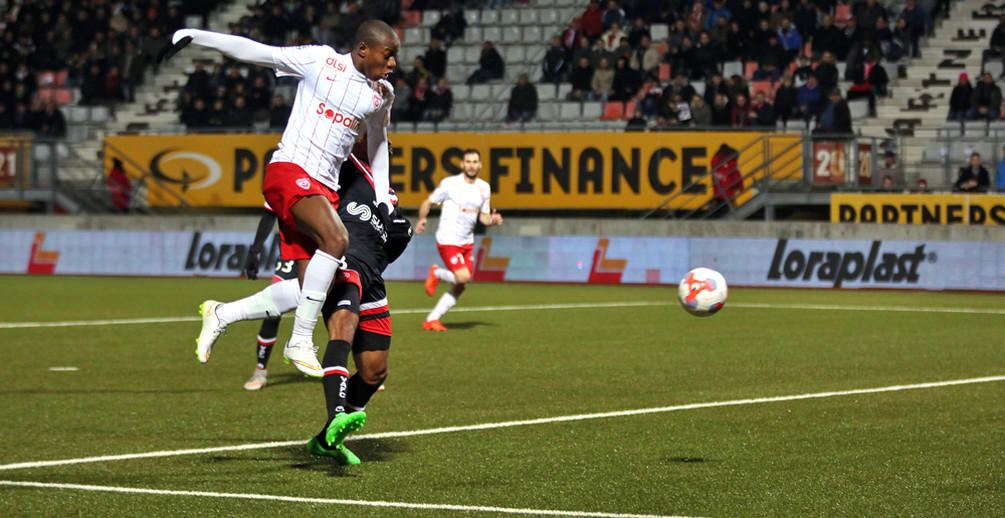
[831, 193, 1005, 225]
[104, 132, 802, 209]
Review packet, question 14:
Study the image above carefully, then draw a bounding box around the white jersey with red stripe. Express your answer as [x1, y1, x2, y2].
[269, 45, 392, 193]
[429, 174, 491, 246]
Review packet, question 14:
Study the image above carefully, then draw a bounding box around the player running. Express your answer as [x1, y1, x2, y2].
[166, 20, 398, 377]
[195, 154, 412, 464]
[415, 149, 503, 331]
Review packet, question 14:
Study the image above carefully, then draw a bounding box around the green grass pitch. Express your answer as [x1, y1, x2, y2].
[0, 275, 1003, 517]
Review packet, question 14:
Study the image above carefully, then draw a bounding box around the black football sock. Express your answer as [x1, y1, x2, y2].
[346, 372, 383, 411]
[321, 339, 352, 421]
[255, 318, 280, 369]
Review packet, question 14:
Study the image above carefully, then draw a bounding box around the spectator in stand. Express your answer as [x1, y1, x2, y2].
[686, 1, 707, 36]
[228, 96, 255, 127]
[627, 17, 650, 49]
[876, 150, 905, 188]
[968, 72, 1002, 121]
[874, 17, 906, 61]
[572, 36, 595, 67]
[724, 21, 747, 61]
[690, 94, 712, 126]
[753, 33, 786, 81]
[751, 91, 775, 126]
[625, 107, 649, 131]
[846, 50, 888, 116]
[406, 56, 430, 88]
[602, 0, 626, 30]
[996, 146, 1005, 192]
[581, 1, 605, 42]
[813, 15, 847, 59]
[431, 7, 466, 47]
[793, 0, 818, 39]
[568, 56, 595, 101]
[638, 74, 664, 117]
[704, 72, 729, 107]
[986, 15, 1005, 78]
[708, 15, 731, 55]
[730, 93, 753, 127]
[30, 101, 67, 138]
[408, 77, 430, 122]
[247, 76, 273, 112]
[182, 98, 210, 128]
[185, 61, 212, 99]
[754, 1, 772, 28]
[689, 32, 720, 80]
[391, 77, 412, 123]
[666, 19, 688, 51]
[207, 99, 229, 128]
[705, 0, 731, 30]
[793, 55, 813, 86]
[630, 35, 660, 78]
[898, 0, 926, 57]
[338, 2, 366, 48]
[466, 41, 505, 85]
[601, 21, 625, 51]
[504, 73, 538, 124]
[663, 92, 689, 123]
[425, 77, 452, 122]
[710, 93, 731, 126]
[947, 72, 972, 122]
[777, 17, 802, 62]
[269, 94, 291, 129]
[316, 2, 341, 46]
[663, 43, 688, 79]
[590, 56, 615, 101]
[424, 38, 447, 80]
[610, 55, 641, 102]
[542, 36, 568, 85]
[953, 152, 991, 192]
[563, 18, 585, 56]
[815, 51, 839, 93]
[796, 74, 823, 122]
[0, 104, 12, 130]
[814, 88, 852, 136]
[769, 0, 794, 30]
[80, 63, 106, 105]
[855, 0, 889, 33]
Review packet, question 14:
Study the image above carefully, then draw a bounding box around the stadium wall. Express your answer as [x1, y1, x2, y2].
[2, 216, 1004, 291]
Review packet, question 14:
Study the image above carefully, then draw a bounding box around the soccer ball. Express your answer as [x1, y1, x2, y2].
[678, 267, 728, 317]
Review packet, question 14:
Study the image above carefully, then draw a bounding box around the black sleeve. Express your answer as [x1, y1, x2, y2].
[251, 209, 278, 249]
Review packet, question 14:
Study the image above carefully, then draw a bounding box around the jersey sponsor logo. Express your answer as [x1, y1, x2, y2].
[149, 150, 223, 191]
[296, 177, 311, 189]
[324, 57, 347, 73]
[316, 103, 361, 131]
[345, 201, 388, 242]
[767, 239, 930, 287]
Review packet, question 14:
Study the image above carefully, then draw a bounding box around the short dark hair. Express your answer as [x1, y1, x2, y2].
[355, 19, 396, 47]
[463, 149, 481, 159]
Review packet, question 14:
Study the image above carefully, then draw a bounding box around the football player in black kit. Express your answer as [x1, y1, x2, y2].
[194, 152, 412, 465]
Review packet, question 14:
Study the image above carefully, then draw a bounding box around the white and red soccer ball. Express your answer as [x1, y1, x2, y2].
[678, 267, 728, 317]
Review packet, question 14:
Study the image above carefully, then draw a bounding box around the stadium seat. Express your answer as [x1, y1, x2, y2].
[743, 61, 758, 79]
[470, 84, 492, 101]
[537, 102, 559, 121]
[559, 102, 582, 120]
[623, 100, 637, 119]
[722, 61, 742, 78]
[53, 88, 74, 106]
[502, 26, 523, 44]
[653, 43, 669, 57]
[420, 10, 440, 27]
[504, 46, 526, 64]
[557, 83, 573, 99]
[518, 9, 538, 25]
[751, 80, 773, 100]
[582, 102, 603, 119]
[497, 9, 517, 26]
[598, 101, 623, 119]
[658, 63, 671, 82]
[464, 46, 482, 64]
[848, 99, 869, 119]
[523, 26, 543, 43]
[401, 10, 421, 27]
[464, 9, 480, 25]
[483, 26, 502, 43]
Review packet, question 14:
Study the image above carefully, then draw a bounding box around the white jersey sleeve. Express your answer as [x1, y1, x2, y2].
[270, 45, 331, 80]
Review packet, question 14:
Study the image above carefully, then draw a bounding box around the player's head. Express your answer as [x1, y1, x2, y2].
[461, 149, 481, 179]
[353, 20, 399, 81]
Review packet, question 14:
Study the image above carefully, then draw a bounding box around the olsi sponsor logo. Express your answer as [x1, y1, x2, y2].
[767, 239, 928, 287]
[316, 103, 361, 131]
[185, 232, 281, 273]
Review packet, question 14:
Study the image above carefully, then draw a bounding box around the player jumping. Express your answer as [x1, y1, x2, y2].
[166, 20, 398, 377]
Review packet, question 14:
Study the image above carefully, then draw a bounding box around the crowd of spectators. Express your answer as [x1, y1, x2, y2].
[0, 0, 219, 135]
[542, 0, 925, 131]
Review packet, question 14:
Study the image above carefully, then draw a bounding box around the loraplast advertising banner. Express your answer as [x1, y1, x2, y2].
[2, 230, 1003, 291]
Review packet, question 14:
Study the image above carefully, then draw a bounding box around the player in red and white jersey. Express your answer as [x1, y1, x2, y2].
[165, 20, 398, 377]
[415, 149, 503, 331]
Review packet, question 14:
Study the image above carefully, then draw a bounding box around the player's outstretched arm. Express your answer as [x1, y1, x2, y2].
[366, 85, 394, 215]
[165, 29, 279, 68]
[479, 209, 503, 227]
[415, 198, 434, 234]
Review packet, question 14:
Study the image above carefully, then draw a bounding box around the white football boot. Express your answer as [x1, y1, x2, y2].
[283, 340, 323, 377]
[196, 300, 227, 363]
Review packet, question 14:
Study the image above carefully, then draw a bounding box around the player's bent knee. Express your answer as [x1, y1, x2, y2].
[454, 270, 471, 284]
[360, 365, 387, 386]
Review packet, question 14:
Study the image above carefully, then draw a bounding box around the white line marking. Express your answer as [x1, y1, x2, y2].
[2, 300, 1003, 329]
[0, 480, 699, 518]
[1, 375, 1001, 472]
[47, 367, 79, 372]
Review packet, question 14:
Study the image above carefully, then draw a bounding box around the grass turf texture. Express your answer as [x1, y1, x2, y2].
[0, 275, 1003, 517]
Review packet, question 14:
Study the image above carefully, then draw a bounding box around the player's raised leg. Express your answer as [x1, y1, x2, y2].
[195, 279, 299, 363]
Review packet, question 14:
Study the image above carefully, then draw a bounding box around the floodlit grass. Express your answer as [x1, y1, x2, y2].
[1, 276, 1003, 517]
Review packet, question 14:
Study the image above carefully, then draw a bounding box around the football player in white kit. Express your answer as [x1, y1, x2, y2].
[162, 21, 398, 382]
[415, 149, 503, 331]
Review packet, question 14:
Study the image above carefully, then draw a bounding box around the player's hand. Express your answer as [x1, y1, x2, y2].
[415, 218, 427, 234]
[156, 31, 194, 63]
[490, 209, 503, 226]
[243, 244, 263, 280]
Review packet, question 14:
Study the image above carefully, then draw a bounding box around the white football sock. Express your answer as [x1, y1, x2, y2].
[215, 279, 300, 324]
[426, 292, 457, 322]
[290, 250, 341, 343]
[434, 268, 456, 284]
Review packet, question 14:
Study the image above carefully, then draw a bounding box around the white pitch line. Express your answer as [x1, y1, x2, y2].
[2, 300, 1003, 329]
[0, 480, 700, 518]
[2, 375, 1002, 472]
